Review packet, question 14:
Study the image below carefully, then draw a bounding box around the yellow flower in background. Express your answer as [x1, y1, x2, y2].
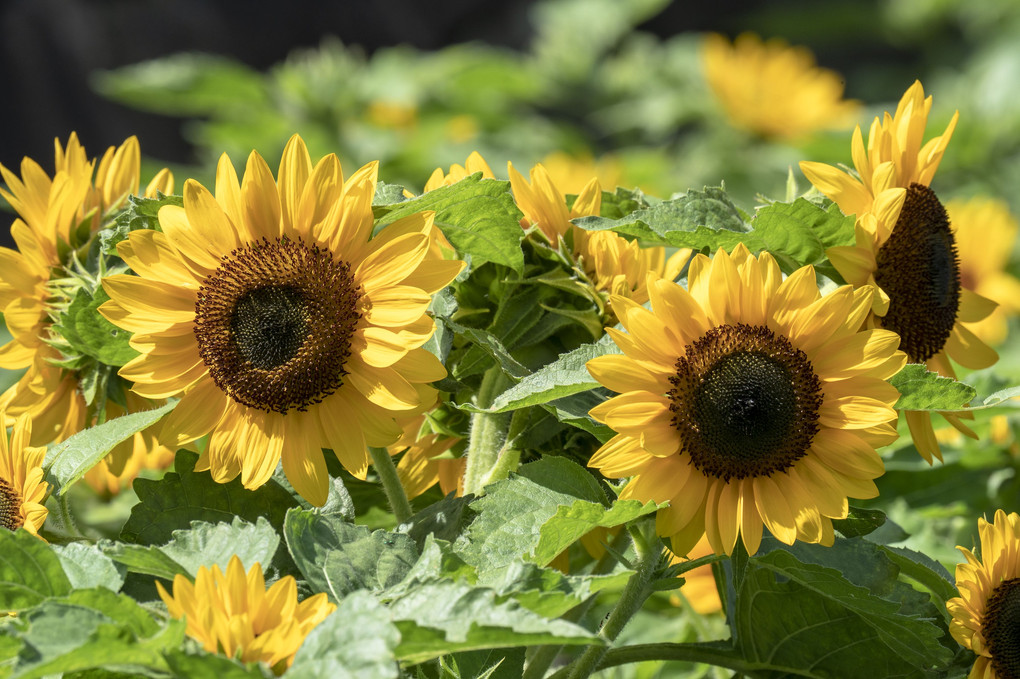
[508, 161, 689, 305]
[423, 151, 495, 192]
[701, 33, 859, 140]
[365, 100, 418, 130]
[0, 134, 173, 446]
[800, 80, 957, 219]
[670, 535, 722, 614]
[538, 151, 625, 196]
[587, 245, 906, 556]
[947, 197, 1020, 346]
[101, 134, 464, 506]
[801, 82, 997, 464]
[948, 510, 1020, 679]
[0, 410, 49, 537]
[157, 555, 335, 675]
[392, 412, 464, 499]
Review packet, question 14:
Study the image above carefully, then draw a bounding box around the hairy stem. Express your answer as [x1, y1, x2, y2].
[461, 366, 511, 496]
[368, 445, 413, 524]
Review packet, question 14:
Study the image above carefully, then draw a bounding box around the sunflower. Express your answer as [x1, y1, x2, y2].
[157, 555, 335, 675]
[800, 82, 997, 463]
[948, 510, 1020, 679]
[508, 162, 689, 305]
[0, 134, 173, 446]
[392, 412, 464, 499]
[100, 134, 464, 506]
[946, 197, 1020, 346]
[586, 244, 906, 556]
[0, 410, 49, 537]
[701, 33, 860, 140]
[670, 535, 722, 615]
[423, 151, 495, 192]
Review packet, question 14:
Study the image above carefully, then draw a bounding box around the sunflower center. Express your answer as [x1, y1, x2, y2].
[985, 578, 1020, 679]
[873, 183, 961, 362]
[0, 477, 23, 531]
[194, 236, 362, 414]
[667, 323, 823, 482]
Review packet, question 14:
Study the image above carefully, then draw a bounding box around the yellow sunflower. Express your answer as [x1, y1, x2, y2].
[946, 197, 1020, 346]
[0, 134, 173, 446]
[670, 535, 722, 615]
[508, 161, 689, 305]
[0, 410, 49, 537]
[392, 412, 464, 499]
[587, 244, 906, 556]
[423, 151, 496, 193]
[537, 151, 625, 196]
[100, 134, 464, 506]
[157, 555, 335, 675]
[948, 510, 1020, 679]
[701, 33, 860, 140]
[800, 82, 997, 464]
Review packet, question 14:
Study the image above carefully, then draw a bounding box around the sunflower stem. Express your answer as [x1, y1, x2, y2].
[548, 641, 780, 679]
[56, 491, 82, 538]
[461, 367, 512, 496]
[368, 446, 413, 524]
[563, 518, 662, 679]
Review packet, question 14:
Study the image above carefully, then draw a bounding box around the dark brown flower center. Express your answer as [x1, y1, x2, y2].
[0, 477, 23, 531]
[874, 183, 961, 363]
[985, 578, 1020, 679]
[194, 236, 362, 414]
[667, 324, 823, 481]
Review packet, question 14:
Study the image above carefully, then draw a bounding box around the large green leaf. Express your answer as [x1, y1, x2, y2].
[46, 402, 179, 494]
[120, 451, 297, 546]
[375, 174, 525, 272]
[50, 543, 125, 593]
[891, 364, 977, 411]
[104, 517, 279, 581]
[288, 591, 400, 679]
[751, 199, 856, 269]
[529, 498, 657, 566]
[0, 530, 71, 613]
[284, 509, 419, 601]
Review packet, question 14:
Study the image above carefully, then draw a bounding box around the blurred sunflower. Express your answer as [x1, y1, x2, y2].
[538, 150, 625, 196]
[701, 33, 859, 140]
[0, 134, 172, 446]
[508, 162, 689, 305]
[947, 197, 1020, 346]
[801, 82, 997, 463]
[0, 410, 49, 537]
[392, 412, 464, 499]
[101, 134, 463, 506]
[948, 510, 1020, 679]
[587, 245, 905, 556]
[157, 555, 335, 675]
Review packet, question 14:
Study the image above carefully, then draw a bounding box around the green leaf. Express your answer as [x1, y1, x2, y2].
[530, 498, 657, 565]
[101, 193, 184, 254]
[388, 579, 599, 664]
[288, 591, 400, 679]
[373, 180, 409, 206]
[832, 506, 890, 539]
[375, 174, 525, 272]
[484, 334, 621, 413]
[540, 391, 615, 442]
[50, 543, 126, 593]
[0, 530, 71, 613]
[54, 287, 139, 367]
[891, 364, 977, 411]
[120, 451, 298, 546]
[729, 538, 955, 678]
[483, 561, 631, 618]
[284, 509, 418, 601]
[750, 199, 856, 268]
[982, 385, 1020, 407]
[105, 517, 279, 581]
[446, 319, 531, 382]
[162, 650, 266, 679]
[46, 401, 179, 494]
[573, 187, 761, 252]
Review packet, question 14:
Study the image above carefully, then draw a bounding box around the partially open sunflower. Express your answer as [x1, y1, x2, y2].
[0, 410, 49, 537]
[586, 245, 906, 556]
[101, 134, 463, 505]
[800, 81, 997, 463]
[948, 510, 1020, 679]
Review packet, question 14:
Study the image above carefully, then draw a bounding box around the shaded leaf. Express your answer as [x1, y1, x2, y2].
[892, 364, 977, 411]
[0, 530, 71, 613]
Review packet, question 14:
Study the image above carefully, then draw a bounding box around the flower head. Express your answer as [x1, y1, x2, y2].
[702, 33, 860, 140]
[157, 555, 335, 675]
[587, 245, 905, 556]
[948, 510, 1020, 679]
[0, 411, 49, 537]
[101, 135, 464, 506]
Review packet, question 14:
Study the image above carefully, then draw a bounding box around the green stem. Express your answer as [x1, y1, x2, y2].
[368, 446, 413, 524]
[557, 641, 811, 678]
[564, 520, 661, 679]
[461, 366, 511, 496]
[56, 492, 82, 538]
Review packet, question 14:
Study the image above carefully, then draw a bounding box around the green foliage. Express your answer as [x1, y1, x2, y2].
[54, 287, 138, 367]
[120, 451, 297, 546]
[892, 364, 978, 411]
[0, 530, 72, 613]
[101, 194, 184, 254]
[46, 401, 178, 494]
[750, 198, 856, 273]
[50, 542, 125, 592]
